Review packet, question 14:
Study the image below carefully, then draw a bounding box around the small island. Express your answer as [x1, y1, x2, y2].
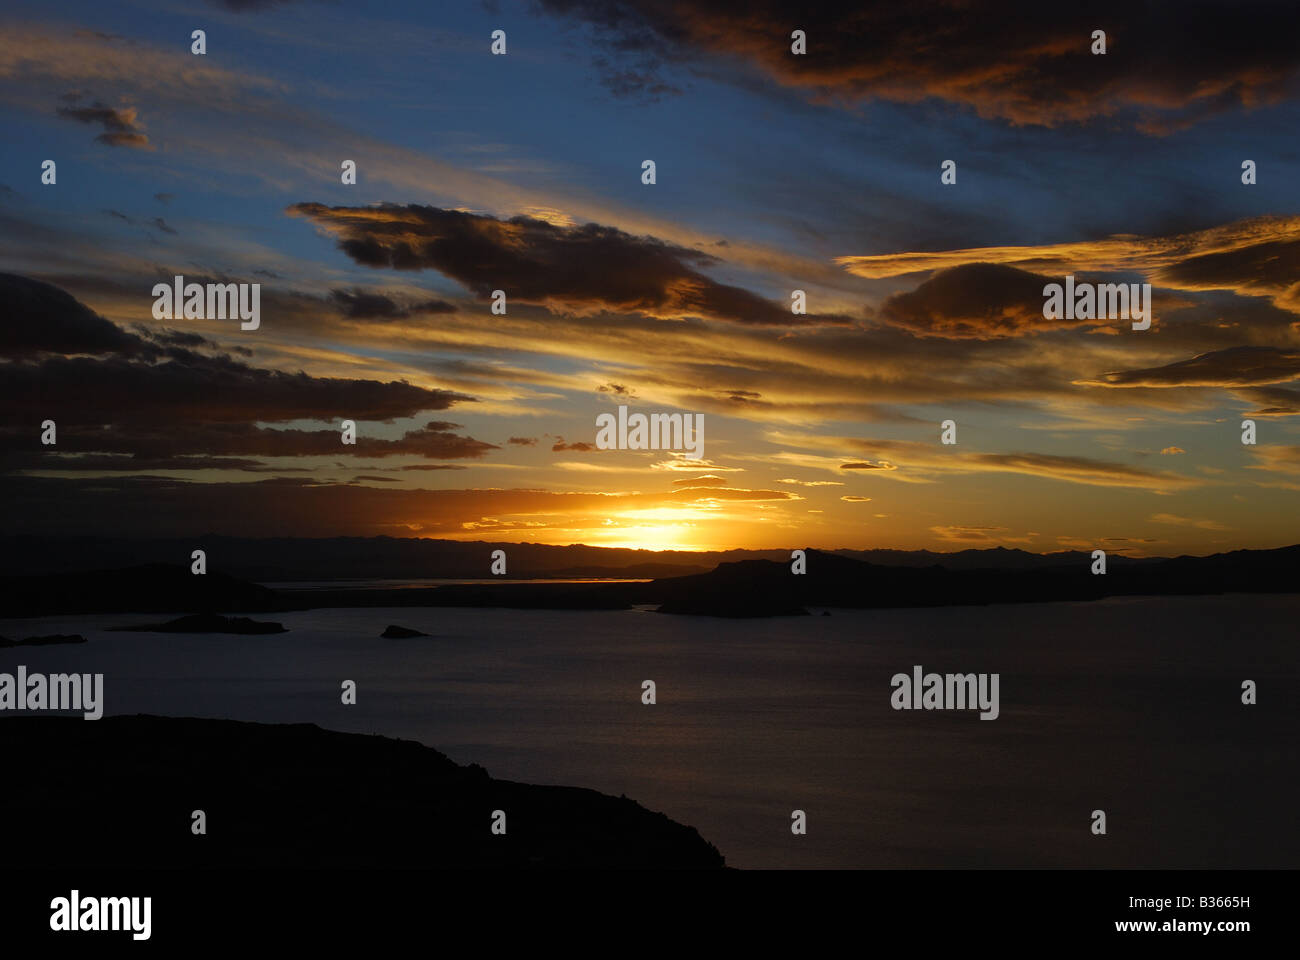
[0, 633, 88, 647]
[109, 613, 288, 634]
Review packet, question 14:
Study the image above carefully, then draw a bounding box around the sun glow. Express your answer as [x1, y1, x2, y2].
[586, 506, 712, 551]
[595, 526, 697, 551]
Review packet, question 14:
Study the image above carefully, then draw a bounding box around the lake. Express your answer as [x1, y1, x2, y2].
[2, 593, 1296, 868]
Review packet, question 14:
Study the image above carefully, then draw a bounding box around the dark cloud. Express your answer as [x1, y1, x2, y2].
[0, 453, 295, 473]
[131, 326, 244, 354]
[288, 202, 851, 326]
[0, 273, 144, 357]
[55, 98, 151, 149]
[1236, 384, 1300, 417]
[507, 436, 538, 446]
[104, 209, 177, 235]
[1, 274, 471, 422]
[330, 287, 457, 319]
[209, 0, 299, 9]
[73, 29, 127, 42]
[0, 409, 495, 480]
[880, 263, 1097, 339]
[1085, 346, 1300, 388]
[0, 275, 491, 473]
[1, 420, 495, 463]
[552, 438, 596, 452]
[591, 55, 682, 101]
[1157, 234, 1300, 308]
[537, 1, 1300, 130]
[1, 354, 472, 427]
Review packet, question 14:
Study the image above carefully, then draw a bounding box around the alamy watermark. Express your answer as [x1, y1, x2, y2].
[595, 404, 704, 459]
[891, 665, 999, 720]
[152, 275, 260, 330]
[0, 666, 103, 719]
[50, 890, 150, 940]
[1043, 275, 1152, 330]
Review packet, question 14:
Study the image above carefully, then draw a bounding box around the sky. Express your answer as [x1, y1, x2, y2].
[2, 0, 1299, 554]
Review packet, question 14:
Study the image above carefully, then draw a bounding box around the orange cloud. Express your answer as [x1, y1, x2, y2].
[766, 431, 1198, 491]
[838, 216, 1300, 318]
[1082, 347, 1300, 388]
[542, 1, 1300, 130]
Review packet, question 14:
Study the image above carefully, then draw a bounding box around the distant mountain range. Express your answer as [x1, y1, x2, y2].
[1, 540, 1296, 618]
[0, 535, 722, 580]
[0, 534, 1211, 582]
[642, 546, 1300, 616]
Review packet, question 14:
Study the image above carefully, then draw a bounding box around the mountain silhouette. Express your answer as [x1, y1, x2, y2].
[0, 563, 284, 617]
[644, 545, 1300, 616]
[3, 544, 1298, 619]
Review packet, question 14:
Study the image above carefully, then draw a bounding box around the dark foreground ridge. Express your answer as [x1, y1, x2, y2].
[0, 715, 725, 869]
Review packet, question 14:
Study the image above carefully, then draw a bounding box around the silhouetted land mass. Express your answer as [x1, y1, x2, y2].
[1, 545, 1297, 618]
[0, 534, 1180, 581]
[0, 716, 725, 869]
[0, 562, 284, 617]
[381, 624, 428, 638]
[108, 613, 288, 634]
[0, 633, 87, 647]
[654, 560, 812, 617]
[834, 544, 1156, 570]
[643, 546, 1300, 616]
[0, 535, 719, 581]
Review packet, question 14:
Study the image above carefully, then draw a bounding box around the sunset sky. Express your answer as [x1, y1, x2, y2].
[3, 1, 1299, 553]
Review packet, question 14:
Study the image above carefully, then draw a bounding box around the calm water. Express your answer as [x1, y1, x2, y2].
[3, 594, 1297, 868]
